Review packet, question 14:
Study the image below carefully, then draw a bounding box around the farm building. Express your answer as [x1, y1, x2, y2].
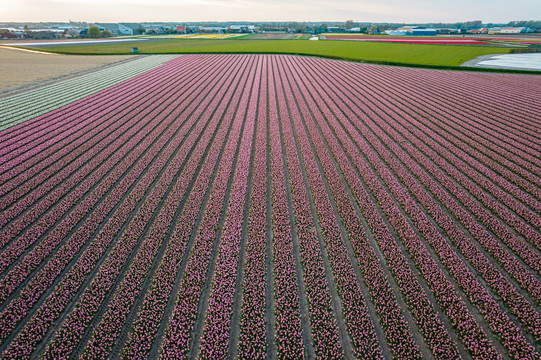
[501, 27, 530, 34]
[488, 27, 502, 34]
[437, 28, 460, 34]
[386, 27, 437, 36]
[326, 26, 347, 33]
[32, 30, 63, 39]
[119, 23, 144, 35]
[93, 23, 143, 36]
[198, 26, 226, 33]
[228, 25, 255, 33]
[0, 31, 26, 39]
[94, 23, 121, 35]
[468, 28, 489, 34]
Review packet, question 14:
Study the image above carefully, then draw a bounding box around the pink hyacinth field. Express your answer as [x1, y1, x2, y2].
[0, 54, 540, 359]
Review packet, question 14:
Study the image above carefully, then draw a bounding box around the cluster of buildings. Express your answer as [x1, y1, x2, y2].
[0, 21, 538, 40]
[0, 27, 67, 40]
[385, 26, 438, 36]
[384, 25, 534, 36]
[484, 27, 532, 34]
[0, 22, 261, 39]
[196, 25, 256, 33]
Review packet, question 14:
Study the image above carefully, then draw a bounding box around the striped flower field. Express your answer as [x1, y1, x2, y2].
[0, 54, 540, 359]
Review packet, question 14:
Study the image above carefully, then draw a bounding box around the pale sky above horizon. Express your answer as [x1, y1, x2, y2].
[1, 0, 539, 23]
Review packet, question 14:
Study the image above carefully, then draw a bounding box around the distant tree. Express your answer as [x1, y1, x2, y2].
[508, 20, 541, 30]
[317, 24, 328, 33]
[345, 20, 355, 29]
[88, 25, 100, 38]
[100, 29, 113, 38]
[287, 22, 299, 30]
[462, 20, 482, 29]
[368, 24, 380, 34]
[137, 24, 145, 35]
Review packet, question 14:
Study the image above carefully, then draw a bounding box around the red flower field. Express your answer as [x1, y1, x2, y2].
[323, 35, 489, 44]
[0, 54, 539, 359]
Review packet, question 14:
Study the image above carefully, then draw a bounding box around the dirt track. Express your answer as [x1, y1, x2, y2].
[0, 46, 131, 94]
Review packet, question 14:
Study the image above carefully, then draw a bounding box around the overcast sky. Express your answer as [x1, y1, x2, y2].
[1, 0, 540, 23]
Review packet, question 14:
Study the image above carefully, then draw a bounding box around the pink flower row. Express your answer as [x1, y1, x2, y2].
[372, 70, 541, 216]
[159, 56, 257, 360]
[290, 57, 476, 359]
[338, 63, 541, 203]
[0, 59, 195, 241]
[0, 56, 216, 309]
[0, 64, 204, 279]
[378, 63, 541, 150]
[307, 57, 538, 358]
[238, 56, 269, 360]
[0, 55, 223, 357]
[266, 60, 304, 359]
[198, 56, 261, 359]
[273, 56, 345, 358]
[120, 55, 252, 360]
[284, 55, 465, 359]
[46, 55, 242, 360]
[280, 56, 390, 359]
[324, 58, 541, 299]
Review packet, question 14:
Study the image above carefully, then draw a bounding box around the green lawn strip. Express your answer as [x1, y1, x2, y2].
[242, 33, 311, 40]
[30, 39, 510, 67]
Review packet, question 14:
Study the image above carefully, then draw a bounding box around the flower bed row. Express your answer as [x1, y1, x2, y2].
[121, 55, 254, 360]
[350, 64, 541, 197]
[283, 55, 462, 359]
[198, 56, 260, 359]
[0, 57, 207, 273]
[159, 56, 256, 360]
[379, 64, 541, 142]
[324, 58, 541, 291]
[0, 56, 221, 309]
[0, 56, 203, 226]
[43, 55, 244, 360]
[279, 56, 393, 359]
[238, 56, 270, 359]
[0, 55, 235, 357]
[304, 58, 538, 358]
[295, 58, 503, 358]
[355, 78, 541, 281]
[273, 56, 345, 358]
[266, 59, 305, 359]
[0, 56, 179, 167]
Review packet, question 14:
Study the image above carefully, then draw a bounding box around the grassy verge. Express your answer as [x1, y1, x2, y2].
[20, 39, 540, 73]
[27, 39, 512, 67]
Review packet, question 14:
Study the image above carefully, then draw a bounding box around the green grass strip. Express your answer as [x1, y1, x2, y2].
[32, 39, 511, 67]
